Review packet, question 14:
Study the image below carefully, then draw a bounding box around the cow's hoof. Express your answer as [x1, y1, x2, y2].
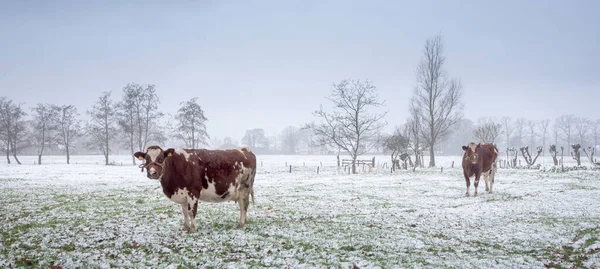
[474, 192, 478, 197]
[237, 223, 245, 229]
[485, 188, 489, 192]
[465, 193, 470, 197]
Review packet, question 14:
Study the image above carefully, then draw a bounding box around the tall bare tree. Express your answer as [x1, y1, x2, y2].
[174, 97, 209, 149]
[117, 83, 165, 164]
[242, 128, 268, 150]
[31, 103, 60, 165]
[0, 97, 28, 164]
[556, 114, 576, 147]
[501, 116, 513, 149]
[514, 118, 526, 148]
[573, 117, 590, 145]
[473, 117, 503, 143]
[527, 120, 537, 147]
[382, 126, 409, 170]
[407, 106, 423, 168]
[57, 105, 81, 164]
[86, 91, 116, 165]
[307, 79, 387, 173]
[281, 126, 301, 154]
[410, 34, 463, 167]
[538, 119, 551, 161]
[592, 119, 600, 148]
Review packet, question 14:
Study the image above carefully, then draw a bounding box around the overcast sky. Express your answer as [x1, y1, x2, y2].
[1, 0, 598, 142]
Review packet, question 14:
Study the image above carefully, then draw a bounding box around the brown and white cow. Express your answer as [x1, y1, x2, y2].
[133, 146, 257, 232]
[461, 142, 498, 197]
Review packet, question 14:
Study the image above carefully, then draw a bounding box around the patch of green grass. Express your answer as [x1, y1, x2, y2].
[565, 183, 596, 191]
[542, 227, 600, 268]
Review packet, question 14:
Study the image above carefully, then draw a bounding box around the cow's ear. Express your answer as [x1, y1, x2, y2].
[462, 146, 468, 151]
[164, 148, 175, 158]
[134, 152, 146, 160]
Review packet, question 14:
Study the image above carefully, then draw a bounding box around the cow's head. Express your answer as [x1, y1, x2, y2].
[134, 146, 175, 180]
[462, 142, 481, 164]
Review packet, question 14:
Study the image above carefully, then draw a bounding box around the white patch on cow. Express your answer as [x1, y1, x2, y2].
[169, 188, 190, 204]
[199, 181, 235, 202]
[468, 142, 477, 152]
[149, 167, 156, 175]
[175, 148, 190, 161]
[181, 204, 189, 230]
[147, 148, 162, 162]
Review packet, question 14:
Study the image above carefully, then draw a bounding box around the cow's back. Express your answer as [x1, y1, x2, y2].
[194, 148, 256, 172]
[479, 144, 498, 172]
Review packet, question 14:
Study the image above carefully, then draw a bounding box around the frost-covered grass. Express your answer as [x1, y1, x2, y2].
[1, 154, 600, 268]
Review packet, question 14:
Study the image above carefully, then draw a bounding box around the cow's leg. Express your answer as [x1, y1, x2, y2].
[180, 204, 190, 231]
[464, 172, 471, 197]
[474, 173, 481, 197]
[189, 201, 198, 233]
[186, 195, 199, 233]
[489, 164, 496, 194]
[237, 190, 250, 228]
[483, 170, 490, 192]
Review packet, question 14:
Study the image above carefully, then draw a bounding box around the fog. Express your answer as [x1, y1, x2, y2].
[1, 1, 598, 158]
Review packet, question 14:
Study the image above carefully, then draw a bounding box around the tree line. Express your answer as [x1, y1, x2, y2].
[0, 83, 211, 165]
[0, 82, 325, 165]
[302, 33, 599, 173]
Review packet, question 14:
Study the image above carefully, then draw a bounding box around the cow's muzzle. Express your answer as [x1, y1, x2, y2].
[139, 162, 163, 180]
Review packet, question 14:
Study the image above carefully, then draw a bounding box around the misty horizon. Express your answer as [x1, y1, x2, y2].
[1, 1, 598, 148]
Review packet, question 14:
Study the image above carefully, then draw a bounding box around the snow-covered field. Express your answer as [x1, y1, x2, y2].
[1, 154, 599, 268]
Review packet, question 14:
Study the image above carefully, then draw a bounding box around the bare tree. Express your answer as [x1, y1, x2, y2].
[527, 120, 537, 148]
[242, 128, 268, 150]
[538, 119, 550, 151]
[549, 145, 560, 166]
[538, 119, 551, 164]
[30, 103, 60, 165]
[281, 126, 300, 154]
[556, 114, 576, 147]
[473, 117, 503, 143]
[0, 97, 28, 164]
[501, 116, 513, 149]
[593, 119, 600, 148]
[57, 105, 81, 164]
[411, 34, 464, 167]
[520, 146, 542, 166]
[382, 126, 409, 171]
[514, 118, 526, 148]
[306, 79, 387, 173]
[407, 107, 423, 169]
[573, 117, 590, 145]
[117, 83, 165, 164]
[86, 91, 117, 165]
[174, 97, 209, 149]
[220, 137, 238, 149]
[571, 143, 582, 166]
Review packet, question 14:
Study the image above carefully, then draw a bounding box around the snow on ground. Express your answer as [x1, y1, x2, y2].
[1, 154, 599, 268]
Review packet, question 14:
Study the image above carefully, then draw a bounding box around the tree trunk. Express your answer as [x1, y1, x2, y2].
[38, 154, 42, 165]
[429, 147, 436, 167]
[5, 143, 10, 164]
[352, 156, 357, 174]
[66, 145, 70, 164]
[12, 151, 21, 165]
